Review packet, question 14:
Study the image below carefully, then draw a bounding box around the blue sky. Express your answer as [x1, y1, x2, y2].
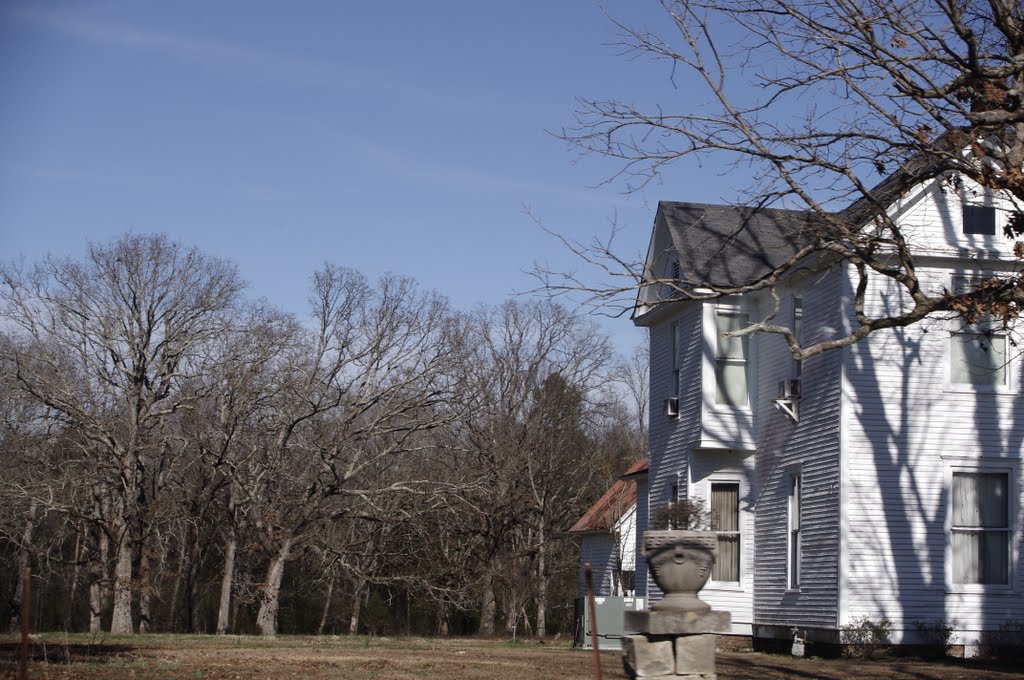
[0, 1, 741, 351]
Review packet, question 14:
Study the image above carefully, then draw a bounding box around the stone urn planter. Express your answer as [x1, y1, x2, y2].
[644, 498, 717, 612]
[643, 530, 717, 612]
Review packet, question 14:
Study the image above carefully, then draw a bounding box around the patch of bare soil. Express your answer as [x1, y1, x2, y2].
[2, 635, 1022, 680]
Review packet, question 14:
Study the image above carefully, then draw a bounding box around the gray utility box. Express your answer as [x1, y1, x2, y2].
[574, 596, 645, 650]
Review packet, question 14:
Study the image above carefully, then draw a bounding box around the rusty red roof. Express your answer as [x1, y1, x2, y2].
[569, 457, 647, 533]
[621, 456, 649, 478]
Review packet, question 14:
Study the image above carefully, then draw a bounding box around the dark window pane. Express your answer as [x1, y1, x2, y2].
[963, 205, 996, 235]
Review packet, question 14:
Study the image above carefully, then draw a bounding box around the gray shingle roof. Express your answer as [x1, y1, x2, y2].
[658, 202, 821, 289]
[654, 143, 954, 291]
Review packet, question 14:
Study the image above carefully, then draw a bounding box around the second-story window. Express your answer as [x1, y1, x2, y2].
[949, 276, 1008, 388]
[671, 322, 680, 400]
[715, 308, 749, 406]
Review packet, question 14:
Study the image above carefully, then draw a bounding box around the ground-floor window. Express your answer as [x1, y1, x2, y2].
[710, 482, 740, 582]
[951, 470, 1010, 585]
[788, 473, 801, 589]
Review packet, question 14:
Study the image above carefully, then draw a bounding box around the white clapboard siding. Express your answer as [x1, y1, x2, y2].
[752, 268, 845, 630]
[634, 476, 650, 598]
[883, 176, 1019, 259]
[645, 301, 703, 603]
[840, 255, 1024, 639]
[617, 504, 637, 572]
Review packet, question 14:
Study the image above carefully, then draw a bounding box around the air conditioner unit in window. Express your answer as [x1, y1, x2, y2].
[663, 397, 679, 417]
[777, 379, 801, 399]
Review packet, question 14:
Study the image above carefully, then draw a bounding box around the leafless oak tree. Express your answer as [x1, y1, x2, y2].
[0, 234, 243, 633]
[0, 237, 640, 638]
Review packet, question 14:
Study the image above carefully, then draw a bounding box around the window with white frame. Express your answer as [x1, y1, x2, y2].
[963, 204, 997, 236]
[788, 473, 801, 589]
[710, 482, 740, 582]
[951, 470, 1010, 585]
[671, 321, 680, 399]
[949, 276, 1008, 387]
[715, 308, 749, 406]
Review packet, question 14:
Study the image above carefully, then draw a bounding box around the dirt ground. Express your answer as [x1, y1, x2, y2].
[1, 634, 1022, 680]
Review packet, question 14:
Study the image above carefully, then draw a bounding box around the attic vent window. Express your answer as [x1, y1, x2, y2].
[963, 205, 996, 236]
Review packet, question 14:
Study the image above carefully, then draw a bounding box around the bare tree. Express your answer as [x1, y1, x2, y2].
[0, 234, 243, 633]
[235, 265, 457, 636]
[446, 300, 614, 636]
[614, 341, 649, 444]
[542, 0, 1024, 354]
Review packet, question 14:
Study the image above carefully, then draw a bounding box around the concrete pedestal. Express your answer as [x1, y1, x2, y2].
[621, 610, 730, 679]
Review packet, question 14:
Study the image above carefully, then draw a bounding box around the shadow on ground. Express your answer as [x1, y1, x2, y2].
[0, 641, 135, 665]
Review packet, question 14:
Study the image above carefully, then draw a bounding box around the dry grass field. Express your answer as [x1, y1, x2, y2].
[2, 634, 1023, 679]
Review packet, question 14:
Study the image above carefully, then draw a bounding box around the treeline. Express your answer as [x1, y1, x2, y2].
[0, 234, 647, 637]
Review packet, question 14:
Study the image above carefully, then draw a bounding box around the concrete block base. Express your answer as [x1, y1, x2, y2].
[675, 634, 716, 675]
[622, 610, 728, 679]
[621, 636, 675, 677]
[625, 609, 731, 636]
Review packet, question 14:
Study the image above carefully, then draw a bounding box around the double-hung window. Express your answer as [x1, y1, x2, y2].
[788, 473, 801, 590]
[715, 308, 749, 406]
[951, 471, 1010, 585]
[710, 482, 740, 583]
[949, 276, 1008, 388]
[671, 322, 680, 400]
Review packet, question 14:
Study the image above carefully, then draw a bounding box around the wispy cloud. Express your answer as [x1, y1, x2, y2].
[0, 163, 294, 203]
[357, 140, 631, 210]
[8, 6, 496, 114]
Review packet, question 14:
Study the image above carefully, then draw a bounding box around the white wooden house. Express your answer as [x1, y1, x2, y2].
[633, 171, 1024, 650]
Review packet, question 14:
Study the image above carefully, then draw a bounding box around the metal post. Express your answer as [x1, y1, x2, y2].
[583, 563, 603, 680]
[20, 566, 30, 680]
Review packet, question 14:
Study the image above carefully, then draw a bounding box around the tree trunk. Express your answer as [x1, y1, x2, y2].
[168, 549, 185, 632]
[88, 521, 109, 633]
[520, 606, 533, 638]
[437, 597, 450, 636]
[8, 499, 37, 633]
[109, 517, 134, 634]
[348, 581, 363, 635]
[186, 539, 202, 633]
[317, 577, 334, 635]
[66, 524, 86, 631]
[216, 531, 237, 635]
[256, 538, 292, 636]
[216, 482, 238, 635]
[405, 588, 412, 636]
[505, 606, 517, 635]
[137, 546, 152, 634]
[536, 523, 547, 638]
[478, 574, 496, 636]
